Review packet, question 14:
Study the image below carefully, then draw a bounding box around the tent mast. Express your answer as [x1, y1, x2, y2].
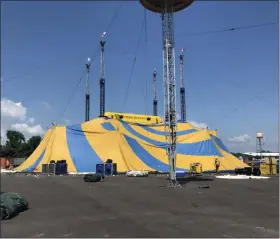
[153, 69, 158, 116]
[85, 58, 91, 122]
[100, 32, 106, 117]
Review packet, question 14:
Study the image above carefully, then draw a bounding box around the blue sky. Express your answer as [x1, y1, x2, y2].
[1, 1, 278, 152]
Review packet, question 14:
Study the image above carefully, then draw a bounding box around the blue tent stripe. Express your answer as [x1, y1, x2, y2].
[66, 125, 103, 172]
[22, 150, 46, 172]
[101, 122, 115, 131]
[139, 125, 197, 136]
[124, 135, 187, 172]
[121, 122, 222, 156]
[211, 135, 230, 153]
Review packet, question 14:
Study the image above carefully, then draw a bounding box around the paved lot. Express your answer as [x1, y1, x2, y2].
[1, 174, 279, 238]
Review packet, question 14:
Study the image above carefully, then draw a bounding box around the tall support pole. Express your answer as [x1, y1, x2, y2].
[100, 32, 106, 117]
[85, 59, 91, 122]
[153, 69, 158, 116]
[256, 133, 264, 161]
[180, 48, 186, 122]
[258, 138, 263, 160]
[161, 0, 180, 187]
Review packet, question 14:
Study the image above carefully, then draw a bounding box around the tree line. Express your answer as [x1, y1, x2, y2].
[0, 130, 42, 158]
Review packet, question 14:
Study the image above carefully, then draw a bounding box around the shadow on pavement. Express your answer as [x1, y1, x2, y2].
[176, 176, 215, 185]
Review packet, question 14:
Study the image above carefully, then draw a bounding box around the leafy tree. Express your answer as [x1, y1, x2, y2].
[5, 130, 25, 148]
[18, 136, 42, 157]
[27, 136, 42, 152]
[0, 131, 42, 158]
[3, 130, 25, 157]
[18, 142, 31, 157]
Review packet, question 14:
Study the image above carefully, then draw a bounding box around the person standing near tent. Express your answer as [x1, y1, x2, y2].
[5, 158, 11, 170]
[214, 157, 220, 174]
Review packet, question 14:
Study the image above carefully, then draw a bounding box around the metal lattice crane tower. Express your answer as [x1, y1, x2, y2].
[100, 32, 106, 117]
[153, 69, 158, 116]
[140, 0, 194, 187]
[85, 58, 91, 122]
[180, 48, 186, 122]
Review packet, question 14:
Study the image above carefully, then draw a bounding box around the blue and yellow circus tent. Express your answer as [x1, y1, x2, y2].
[15, 117, 247, 173]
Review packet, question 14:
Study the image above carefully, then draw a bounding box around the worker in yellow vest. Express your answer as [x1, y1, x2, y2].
[214, 157, 220, 174]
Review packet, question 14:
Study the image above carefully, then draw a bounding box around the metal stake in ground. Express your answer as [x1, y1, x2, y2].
[140, 0, 195, 188]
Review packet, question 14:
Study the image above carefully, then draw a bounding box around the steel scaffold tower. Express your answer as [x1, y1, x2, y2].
[161, 4, 179, 187]
[140, 0, 194, 187]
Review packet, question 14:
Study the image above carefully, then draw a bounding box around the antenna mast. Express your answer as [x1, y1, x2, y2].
[153, 69, 158, 116]
[180, 48, 186, 122]
[100, 32, 106, 117]
[85, 58, 91, 122]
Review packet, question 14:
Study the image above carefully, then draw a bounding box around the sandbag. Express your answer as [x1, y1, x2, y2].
[84, 173, 103, 183]
[0, 192, 29, 220]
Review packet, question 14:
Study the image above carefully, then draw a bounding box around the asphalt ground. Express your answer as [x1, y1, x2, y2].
[1, 174, 279, 238]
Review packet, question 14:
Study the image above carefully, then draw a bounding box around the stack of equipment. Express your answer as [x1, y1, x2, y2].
[55, 160, 68, 175]
[190, 163, 202, 175]
[252, 167, 261, 176]
[105, 163, 117, 176]
[235, 167, 261, 176]
[42, 163, 56, 174]
[176, 171, 186, 177]
[84, 173, 103, 183]
[244, 167, 252, 176]
[41, 160, 67, 175]
[235, 168, 245, 175]
[96, 164, 105, 175]
[260, 157, 277, 175]
[42, 164, 49, 174]
[96, 161, 117, 176]
[49, 163, 56, 174]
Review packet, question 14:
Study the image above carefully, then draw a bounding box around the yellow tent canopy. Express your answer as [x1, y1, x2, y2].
[16, 117, 247, 173]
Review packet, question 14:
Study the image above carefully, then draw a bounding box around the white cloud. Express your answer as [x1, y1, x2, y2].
[28, 117, 35, 124]
[42, 101, 51, 110]
[64, 119, 71, 125]
[1, 98, 44, 144]
[160, 114, 208, 129]
[228, 134, 252, 144]
[189, 120, 208, 129]
[11, 123, 44, 135]
[1, 98, 27, 118]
